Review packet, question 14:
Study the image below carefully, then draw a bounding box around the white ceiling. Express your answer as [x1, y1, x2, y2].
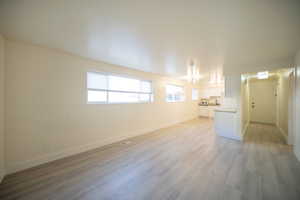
[0, 0, 300, 78]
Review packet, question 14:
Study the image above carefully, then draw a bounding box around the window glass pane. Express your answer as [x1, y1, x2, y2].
[108, 92, 139, 103]
[166, 84, 184, 102]
[192, 88, 199, 100]
[139, 94, 151, 102]
[166, 95, 173, 102]
[141, 81, 151, 93]
[88, 90, 106, 102]
[108, 76, 140, 92]
[87, 72, 107, 90]
[87, 72, 153, 104]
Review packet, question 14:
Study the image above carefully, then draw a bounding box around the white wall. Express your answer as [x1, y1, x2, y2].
[4, 39, 200, 174]
[224, 57, 294, 76]
[0, 35, 5, 182]
[277, 71, 290, 141]
[295, 50, 300, 161]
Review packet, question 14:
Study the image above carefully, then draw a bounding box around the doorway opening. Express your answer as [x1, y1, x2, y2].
[241, 68, 296, 145]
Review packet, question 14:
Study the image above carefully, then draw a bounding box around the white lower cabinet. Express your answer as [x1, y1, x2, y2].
[199, 107, 209, 117]
[214, 109, 241, 141]
[199, 106, 218, 118]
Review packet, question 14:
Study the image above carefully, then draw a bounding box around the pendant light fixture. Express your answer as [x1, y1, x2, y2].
[187, 60, 200, 83]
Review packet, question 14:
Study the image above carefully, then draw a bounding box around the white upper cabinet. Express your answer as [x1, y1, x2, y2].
[199, 86, 224, 99]
[224, 76, 232, 97]
[224, 75, 241, 98]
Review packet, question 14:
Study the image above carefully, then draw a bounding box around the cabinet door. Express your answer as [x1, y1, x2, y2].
[224, 75, 241, 98]
[199, 108, 209, 117]
[224, 76, 231, 97]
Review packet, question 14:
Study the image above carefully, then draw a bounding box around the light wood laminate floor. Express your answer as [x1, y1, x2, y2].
[0, 118, 300, 200]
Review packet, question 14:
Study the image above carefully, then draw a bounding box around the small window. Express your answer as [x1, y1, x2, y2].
[166, 84, 185, 102]
[87, 72, 153, 104]
[192, 88, 199, 100]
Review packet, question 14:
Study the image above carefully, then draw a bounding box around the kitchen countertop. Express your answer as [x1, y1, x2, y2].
[199, 104, 220, 107]
[214, 107, 237, 113]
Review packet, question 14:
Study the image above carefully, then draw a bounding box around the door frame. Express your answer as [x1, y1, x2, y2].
[288, 69, 296, 145]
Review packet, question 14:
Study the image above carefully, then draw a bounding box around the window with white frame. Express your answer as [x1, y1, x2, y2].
[166, 84, 185, 102]
[192, 88, 199, 100]
[87, 72, 153, 103]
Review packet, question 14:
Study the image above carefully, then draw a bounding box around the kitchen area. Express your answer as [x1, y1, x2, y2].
[198, 85, 223, 118]
[199, 76, 241, 141]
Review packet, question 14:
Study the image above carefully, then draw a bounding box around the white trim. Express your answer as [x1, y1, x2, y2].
[242, 122, 249, 137]
[294, 54, 300, 162]
[288, 69, 296, 145]
[295, 149, 300, 162]
[217, 133, 242, 141]
[88, 88, 152, 94]
[278, 127, 287, 143]
[6, 116, 197, 174]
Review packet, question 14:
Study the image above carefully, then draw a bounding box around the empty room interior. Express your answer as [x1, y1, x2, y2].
[1, 1, 300, 199]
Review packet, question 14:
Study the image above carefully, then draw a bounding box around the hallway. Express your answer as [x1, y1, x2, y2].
[244, 123, 287, 144]
[241, 123, 299, 199]
[0, 119, 299, 200]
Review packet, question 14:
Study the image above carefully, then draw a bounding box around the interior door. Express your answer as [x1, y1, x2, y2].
[249, 79, 277, 124]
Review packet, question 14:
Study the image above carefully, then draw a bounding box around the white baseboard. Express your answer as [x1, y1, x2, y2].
[242, 122, 249, 136]
[217, 133, 242, 141]
[7, 116, 197, 174]
[295, 149, 300, 162]
[278, 126, 288, 143]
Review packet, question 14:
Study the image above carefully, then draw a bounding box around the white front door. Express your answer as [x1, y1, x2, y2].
[249, 79, 277, 124]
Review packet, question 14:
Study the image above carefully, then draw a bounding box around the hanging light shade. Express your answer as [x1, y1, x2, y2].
[187, 60, 200, 83]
